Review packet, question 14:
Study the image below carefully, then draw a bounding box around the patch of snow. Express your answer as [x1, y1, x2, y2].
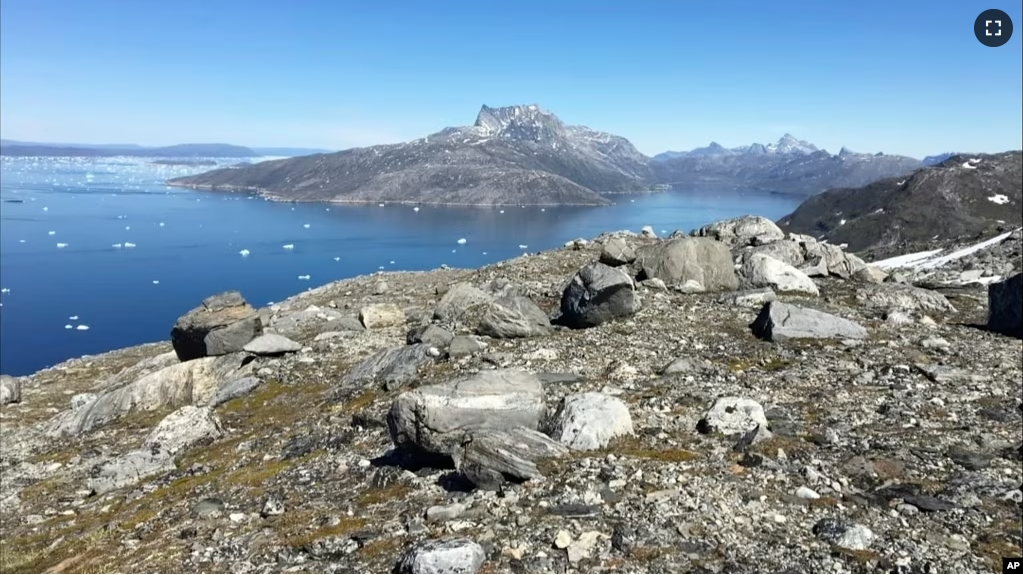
[839, 219, 847, 226]
[988, 194, 1010, 205]
[961, 162, 977, 170]
[874, 228, 1020, 270]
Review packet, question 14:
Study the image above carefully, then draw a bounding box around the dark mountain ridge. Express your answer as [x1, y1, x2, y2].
[777, 151, 1023, 258]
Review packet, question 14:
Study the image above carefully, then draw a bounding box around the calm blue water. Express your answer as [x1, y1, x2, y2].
[0, 156, 803, 376]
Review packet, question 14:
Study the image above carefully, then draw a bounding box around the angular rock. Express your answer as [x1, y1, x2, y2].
[397, 537, 485, 574]
[696, 397, 769, 436]
[599, 237, 636, 266]
[855, 284, 955, 313]
[801, 242, 866, 278]
[988, 273, 1022, 338]
[739, 253, 820, 296]
[0, 375, 22, 405]
[144, 406, 223, 455]
[387, 369, 546, 456]
[340, 344, 434, 391]
[434, 283, 494, 322]
[448, 336, 482, 358]
[556, 262, 641, 329]
[635, 237, 739, 291]
[546, 392, 633, 450]
[751, 301, 868, 342]
[407, 324, 455, 348]
[746, 240, 806, 268]
[88, 447, 175, 495]
[209, 376, 263, 407]
[454, 427, 569, 489]
[242, 334, 302, 355]
[693, 215, 785, 247]
[45, 353, 253, 436]
[853, 265, 888, 284]
[359, 303, 406, 329]
[812, 518, 875, 551]
[477, 296, 552, 338]
[170, 291, 262, 361]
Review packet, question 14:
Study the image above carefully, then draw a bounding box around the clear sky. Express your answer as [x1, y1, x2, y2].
[1, 0, 1020, 158]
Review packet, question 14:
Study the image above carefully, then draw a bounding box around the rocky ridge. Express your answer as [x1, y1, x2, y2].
[0, 216, 1020, 574]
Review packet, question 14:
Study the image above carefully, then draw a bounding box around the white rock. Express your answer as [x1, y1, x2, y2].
[697, 397, 768, 435]
[546, 392, 633, 450]
[144, 406, 223, 455]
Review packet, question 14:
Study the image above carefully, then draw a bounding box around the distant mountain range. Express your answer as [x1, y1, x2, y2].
[0, 140, 333, 158]
[778, 151, 1022, 258]
[167, 104, 928, 206]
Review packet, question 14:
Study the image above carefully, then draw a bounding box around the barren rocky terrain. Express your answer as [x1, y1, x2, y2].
[1, 216, 1020, 574]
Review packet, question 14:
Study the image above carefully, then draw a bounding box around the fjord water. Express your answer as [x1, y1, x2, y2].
[0, 157, 803, 376]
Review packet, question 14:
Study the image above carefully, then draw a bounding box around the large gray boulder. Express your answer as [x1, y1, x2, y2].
[855, 284, 955, 313]
[745, 240, 806, 268]
[407, 324, 455, 348]
[546, 392, 633, 450]
[454, 427, 569, 489]
[143, 406, 223, 455]
[0, 375, 22, 405]
[599, 237, 637, 267]
[387, 369, 546, 456]
[434, 283, 494, 322]
[739, 253, 820, 296]
[636, 237, 739, 291]
[477, 296, 552, 338]
[693, 215, 785, 247]
[45, 352, 252, 436]
[988, 273, 1022, 338]
[88, 447, 175, 495]
[557, 262, 641, 329]
[800, 241, 867, 278]
[170, 291, 262, 361]
[340, 344, 434, 391]
[750, 301, 868, 342]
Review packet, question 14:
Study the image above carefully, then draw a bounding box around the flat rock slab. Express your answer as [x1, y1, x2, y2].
[750, 301, 868, 342]
[397, 537, 485, 574]
[340, 344, 434, 391]
[243, 334, 302, 355]
[388, 369, 546, 456]
[718, 288, 777, 307]
[855, 284, 955, 313]
[359, 303, 406, 329]
[210, 376, 263, 407]
[170, 291, 263, 361]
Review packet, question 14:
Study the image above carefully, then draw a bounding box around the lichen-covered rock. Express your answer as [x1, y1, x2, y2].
[636, 237, 739, 291]
[397, 537, 485, 574]
[693, 215, 785, 247]
[546, 392, 633, 450]
[477, 295, 552, 338]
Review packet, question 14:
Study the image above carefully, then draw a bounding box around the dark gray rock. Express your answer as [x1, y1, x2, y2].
[477, 296, 552, 339]
[635, 237, 739, 291]
[170, 291, 262, 361]
[556, 262, 641, 329]
[397, 537, 486, 574]
[407, 324, 454, 348]
[210, 376, 263, 407]
[340, 344, 434, 391]
[751, 301, 868, 341]
[988, 273, 1022, 338]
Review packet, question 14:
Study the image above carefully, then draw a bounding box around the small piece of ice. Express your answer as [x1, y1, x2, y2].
[56, 243, 68, 248]
[303, 224, 310, 228]
[988, 194, 1010, 205]
[42, 207, 48, 211]
[152, 280, 160, 284]
[48, 231, 56, 235]
[65, 324, 73, 329]
[499, 210, 505, 214]
[379, 203, 385, 207]
[69, 315, 78, 320]
[76, 325, 89, 331]
[125, 226, 130, 230]
[112, 243, 122, 248]
[457, 238, 467, 245]
[297, 274, 310, 280]
[159, 222, 165, 227]
[124, 242, 136, 248]
[389, 260, 395, 264]
[413, 207, 420, 212]
[283, 244, 295, 250]
[333, 256, 340, 261]
[239, 249, 250, 256]
[519, 244, 528, 249]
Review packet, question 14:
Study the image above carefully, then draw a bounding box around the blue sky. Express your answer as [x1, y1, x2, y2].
[1, 0, 1020, 158]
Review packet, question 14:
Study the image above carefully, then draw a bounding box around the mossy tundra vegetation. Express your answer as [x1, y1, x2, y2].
[0, 215, 1020, 574]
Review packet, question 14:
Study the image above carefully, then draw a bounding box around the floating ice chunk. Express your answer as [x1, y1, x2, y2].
[239, 249, 250, 256]
[112, 243, 122, 248]
[282, 244, 295, 250]
[69, 315, 78, 320]
[379, 203, 385, 207]
[519, 244, 528, 249]
[540, 208, 546, 212]
[630, 199, 635, 203]
[333, 256, 340, 261]
[152, 280, 160, 284]
[457, 238, 467, 245]
[499, 210, 505, 214]
[303, 224, 310, 228]
[297, 274, 311, 280]
[65, 324, 73, 329]
[48, 231, 56, 235]
[413, 207, 420, 212]
[124, 242, 136, 248]
[379, 265, 385, 269]
[482, 251, 488, 255]
[988, 194, 1010, 205]
[56, 243, 68, 248]
[389, 260, 395, 264]
[19, 240, 25, 243]
[0, 288, 9, 294]
[325, 208, 330, 211]
[159, 222, 165, 227]
[76, 325, 89, 331]
[42, 207, 48, 211]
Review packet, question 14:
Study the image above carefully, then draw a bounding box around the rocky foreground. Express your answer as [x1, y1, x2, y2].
[1, 216, 1020, 574]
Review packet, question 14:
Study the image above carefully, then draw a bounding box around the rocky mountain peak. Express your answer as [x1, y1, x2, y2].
[769, 134, 819, 155]
[473, 104, 566, 142]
